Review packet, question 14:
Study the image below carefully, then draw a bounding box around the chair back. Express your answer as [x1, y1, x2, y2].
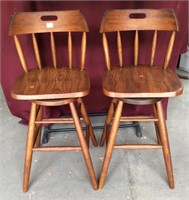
[9, 10, 89, 72]
[100, 9, 179, 70]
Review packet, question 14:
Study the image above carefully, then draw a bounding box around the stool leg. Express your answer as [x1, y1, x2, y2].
[100, 98, 117, 147]
[99, 100, 123, 189]
[78, 98, 98, 147]
[85, 125, 90, 148]
[69, 102, 98, 190]
[153, 104, 161, 144]
[106, 125, 111, 146]
[23, 102, 37, 192]
[35, 106, 43, 147]
[156, 101, 174, 189]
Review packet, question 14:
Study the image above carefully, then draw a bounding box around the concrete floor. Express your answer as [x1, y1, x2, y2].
[0, 79, 189, 200]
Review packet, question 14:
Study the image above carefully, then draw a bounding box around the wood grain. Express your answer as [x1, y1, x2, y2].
[102, 33, 111, 70]
[32, 33, 42, 69]
[10, 10, 97, 192]
[134, 30, 139, 66]
[150, 30, 157, 66]
[99, 9, 180, 190]
[14, 35, 28, 72]
[163, 31, 176, 69]
[156, 101, 174, 188]
[99, 100, 124, 189]
[9, 10, 89, 35]
[117, 31, 123, 67]
[100, 9, 179, 32]
[81, 32, 87, 70]
[102, 65, 183, 98]
[69, 101, 98, 190]
[23, 102, 37, 192]
[50, 32, 57, 68]
[68, 32, 72, 68]
[11, 67, 90, 100]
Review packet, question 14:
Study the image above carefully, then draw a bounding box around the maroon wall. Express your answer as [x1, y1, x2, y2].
[1, 1, 188, 124]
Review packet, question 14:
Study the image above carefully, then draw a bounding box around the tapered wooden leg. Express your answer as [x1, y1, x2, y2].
[99, 100, 123, 189]
[100, 98, 117, 147]
[35, 106, 43, 147]
[153, 104, 161, 144]
[156, 101, 174, 189]
[85, 125, 90, 147]
[106, 125, 111, 146]
[23, 102, 37, 192]
[78, 98, 98, 147]
[69, 102, 98, 190]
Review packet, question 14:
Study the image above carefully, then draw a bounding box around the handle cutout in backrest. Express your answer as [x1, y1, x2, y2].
[129, 13, 146, 19]
[9, 11, 89, 35]
[41, 15, 58, 21]
[41, 15, 58, 28]
[100, 9, 179, 32]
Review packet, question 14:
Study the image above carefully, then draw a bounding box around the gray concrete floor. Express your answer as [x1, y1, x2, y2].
[0, 80, 189, 200]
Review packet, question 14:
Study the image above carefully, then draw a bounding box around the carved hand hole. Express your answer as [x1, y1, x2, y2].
[129, 13, 146, 19]
[41, 15, 58, 21]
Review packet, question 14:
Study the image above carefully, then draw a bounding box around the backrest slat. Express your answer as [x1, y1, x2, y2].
[68, 32, 72, 69]
[9, 10, 89, 35]
[100, 9, 179, 32]
[117, 31, 123, 67]
[163, 31, 176, 69]
[102, 33, 111, 70]
[14, 35, 28, 72]
[10, 10, 89, 72]
[81, 32, 87, 70]
[32, 33, 42, 69]
[50, 32, 57, 68]
[150, 30, 157, 66]
[134, 30, 139, 66]
[100, 9, 178, 70]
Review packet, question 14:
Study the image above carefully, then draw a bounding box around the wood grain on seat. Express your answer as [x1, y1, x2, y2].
[103, 65, 183, 98]
[11, 67, 90, 100]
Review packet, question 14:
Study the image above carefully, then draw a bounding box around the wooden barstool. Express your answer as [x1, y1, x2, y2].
[98, 9, 183, 189]
[9, 10, 98, 192]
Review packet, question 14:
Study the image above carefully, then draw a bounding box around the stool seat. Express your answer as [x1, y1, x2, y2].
[12, 67, 90, 100]
[103, 65, 183, 98]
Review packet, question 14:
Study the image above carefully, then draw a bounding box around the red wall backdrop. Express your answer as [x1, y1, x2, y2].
[1, 1, 188, 124]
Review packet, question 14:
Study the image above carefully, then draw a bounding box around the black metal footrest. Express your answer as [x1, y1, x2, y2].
[42, 113, 142, 144]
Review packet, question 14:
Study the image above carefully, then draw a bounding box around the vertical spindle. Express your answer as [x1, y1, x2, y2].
[163, 31, 176, 69]
[50, 32, 57, 68]
[32, 33, 42, 69]
[134, 30, 139, 66]
[103, 33, 111, 70]
[117, 31, 123, 67]
[14, 35, 28, 72]
[150, 30, 157, 66]
[68, 32, 72, 69]
[81, 32, 86, 70]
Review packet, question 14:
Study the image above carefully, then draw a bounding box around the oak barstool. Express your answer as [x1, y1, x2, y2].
[9, 10, 98, 192]
[99, 9, 183, 189]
